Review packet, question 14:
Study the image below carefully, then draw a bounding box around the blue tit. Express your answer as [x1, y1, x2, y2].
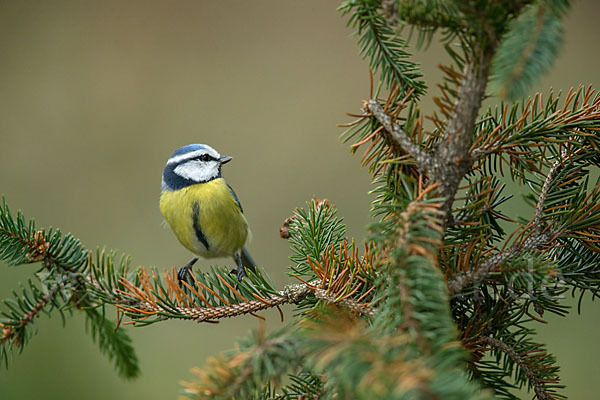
[160, 144, 256, 282]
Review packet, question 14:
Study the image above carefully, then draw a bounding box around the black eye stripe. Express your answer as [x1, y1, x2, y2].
[193, 154, 216, 162]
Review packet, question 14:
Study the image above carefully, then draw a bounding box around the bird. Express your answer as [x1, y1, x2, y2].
[159, 144, 256, 282]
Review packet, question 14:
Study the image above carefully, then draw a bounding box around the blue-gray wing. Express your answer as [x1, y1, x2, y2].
[227, 184, 243, 213]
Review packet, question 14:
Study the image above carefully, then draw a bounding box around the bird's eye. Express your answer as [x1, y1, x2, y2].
[199, 154, 211, 162]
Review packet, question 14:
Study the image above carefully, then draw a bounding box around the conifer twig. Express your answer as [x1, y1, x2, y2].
[0, 284, 60, 345]
[118, 281, 315, 323]
[435, 53, 494, 217]
[534, 146, 569, 232]
[450, 147, 574, 295]
[366, 99, 432, 173]
[19, 284, 59, 325]
[367, 51, 494, 222]
[533, 161, 560, 231]
[480, 336, 552, 400]
[313, 288, 375, 317]
[116, 273, 375, 323]
[448, 229, 558, 296]
[469, 140, 504, 161]
[181, 327, 303, 399]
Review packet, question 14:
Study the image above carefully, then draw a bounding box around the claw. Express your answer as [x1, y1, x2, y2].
[231, 252, 247, 282]
[229, 266, 246, 282]
[236, 266, 246, 282]
[177, 257, 198, 286]
[177, 266, 192, 284]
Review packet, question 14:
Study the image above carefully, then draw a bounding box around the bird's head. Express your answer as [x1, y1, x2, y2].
[161, 144, 232, 191]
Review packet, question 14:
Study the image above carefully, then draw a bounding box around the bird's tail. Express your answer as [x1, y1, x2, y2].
[241, 247, 257, 274]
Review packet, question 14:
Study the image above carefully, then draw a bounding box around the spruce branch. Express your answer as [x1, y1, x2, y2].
[468, 86, 600, 181]
[0, 199, 87, 271]
[480, 336, 560, 400]
[112, 257, 375, 324]
[0, 199, 139, 376]
[16, 283, 59, 332]
[435, 51, 494, 217]
[0, 283, 60, 365]
[447, 153, 566, 295]
[302, 305, 486, 399]
[358, 52, 495, 223]
[384, 0, 465, 35]
[115, 268, 316, 323]
[339, 0, 426, 95]
[313, 288, 375, 317]
[180, 326, 305, 399]
[276, 371, 326, 399]
[448, 227, 559, 296]
[491, 3, 565, 100]
[305, 314, 434, 396]
[301, 239, 375, 311]
[83, 307, 139, 379]
[533, 158, 563, 231]
[449, 134, 600, 297]
[288, 198, 346, 282]
[366, 98, 433, 173]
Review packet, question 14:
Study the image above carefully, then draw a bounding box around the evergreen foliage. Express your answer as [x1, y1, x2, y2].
[491, 3, 566, 100]
[1, 0, 598, 398]
[339, 0, 427, 95]
[0, 199, 139, 378]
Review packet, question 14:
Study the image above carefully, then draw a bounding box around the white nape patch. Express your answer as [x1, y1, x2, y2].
[161, 176, 169, 192]
[167, 147, 221, 165]
[173, 159, 220, 182]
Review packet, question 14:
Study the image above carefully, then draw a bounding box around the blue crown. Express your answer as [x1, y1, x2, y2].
[169, 144, 210, 159]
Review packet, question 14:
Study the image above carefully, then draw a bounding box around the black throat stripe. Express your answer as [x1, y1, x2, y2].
[192, 202, 210, 250]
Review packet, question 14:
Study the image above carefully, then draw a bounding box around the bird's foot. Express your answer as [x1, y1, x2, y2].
[177, 257, 198, 286]
[229, 266, 246, 282]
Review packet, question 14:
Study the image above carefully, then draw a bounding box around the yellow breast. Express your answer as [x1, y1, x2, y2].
[159, 178, 249, 258]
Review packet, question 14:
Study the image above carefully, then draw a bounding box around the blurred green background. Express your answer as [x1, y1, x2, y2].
[1, 1, 599, 398]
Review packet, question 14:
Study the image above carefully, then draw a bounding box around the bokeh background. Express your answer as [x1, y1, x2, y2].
[1, 1, 599, 398]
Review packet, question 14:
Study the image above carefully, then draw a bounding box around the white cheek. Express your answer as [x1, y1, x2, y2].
[174, 161, 218, 182]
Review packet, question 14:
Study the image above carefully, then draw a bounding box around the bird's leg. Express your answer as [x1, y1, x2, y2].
[177, 257, 198, 285]
[231, 252, 246, 282]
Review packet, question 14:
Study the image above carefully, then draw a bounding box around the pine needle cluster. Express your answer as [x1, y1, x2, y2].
[1, 1, 598, 399]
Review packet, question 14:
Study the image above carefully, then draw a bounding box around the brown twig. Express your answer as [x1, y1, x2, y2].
[1, 284, 60, 346]
[117, 275, 375, 323]
[367, 49, 494, 224]
[480, 336, 554, 400]
[313, 288, 375, 317]
[451, 146, 576, 295]
[448, 228, 559, 295]
[366, 99, 433, 174]
[122, 291, 299, 322]
[533, 160, 561, 231]
[434, 52, 494, 218]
